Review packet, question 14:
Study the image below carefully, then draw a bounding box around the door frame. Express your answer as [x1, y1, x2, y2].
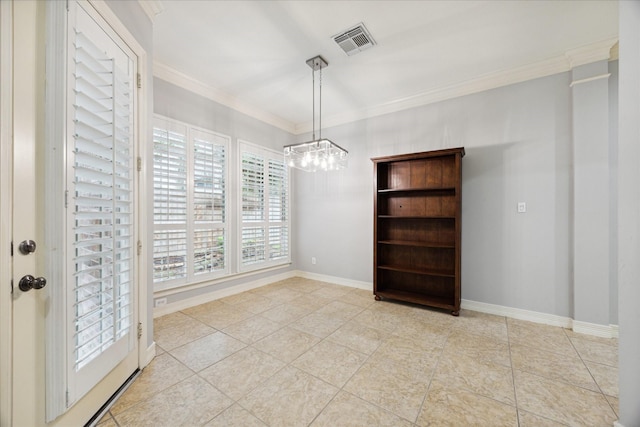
[0, 0, 14, 425]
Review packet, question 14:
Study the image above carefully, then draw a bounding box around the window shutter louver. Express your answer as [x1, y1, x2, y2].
[240, 143, 290, 270]
[71, 28, 133, 371]
[192, 130, 227, 275]
[153, 125, 187, 283]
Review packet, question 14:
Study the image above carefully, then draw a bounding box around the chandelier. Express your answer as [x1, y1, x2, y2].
[284, 55, 348, 172]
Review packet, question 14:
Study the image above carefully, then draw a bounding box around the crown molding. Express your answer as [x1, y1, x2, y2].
[153, 61, 297, 134]
[138, 0, 164, 22]
[155, 38, 619, 136]
[610, 41, 619, 61]
[296, 53, 571, 134]
[295, 37, 620, 134]
[565, 36, 618, 68]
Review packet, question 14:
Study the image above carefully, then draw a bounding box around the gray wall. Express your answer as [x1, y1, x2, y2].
[295, 67, 618, 321]
[154, 78, 297, 306]
[617, 1, 640, 425]
[154, 79, 295, 151]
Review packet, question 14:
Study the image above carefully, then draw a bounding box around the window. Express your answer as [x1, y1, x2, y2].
[153, 117, 229, 290]
[240, 141, 290, 271]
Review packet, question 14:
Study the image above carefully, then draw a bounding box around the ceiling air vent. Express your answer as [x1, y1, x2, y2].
[333, 23, 376, 56]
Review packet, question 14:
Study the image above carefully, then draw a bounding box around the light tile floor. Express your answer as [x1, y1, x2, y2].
[98, 277, 619, 427]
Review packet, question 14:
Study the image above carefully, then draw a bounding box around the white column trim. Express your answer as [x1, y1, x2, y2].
[570, 73, 612, 87]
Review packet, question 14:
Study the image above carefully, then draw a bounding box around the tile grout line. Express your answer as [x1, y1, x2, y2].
[506, 317, 522, 427]
[562, 328, 619, 417]
[141, 279, 619, 426]
[302, 301, 392, 426]
[199, 288, 367, 426]
[412, 327, 453, 426]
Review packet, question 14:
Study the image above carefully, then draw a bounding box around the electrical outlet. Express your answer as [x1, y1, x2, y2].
[311, 257, 316, 265]
[517, 202, 526, 213]
[155, 297, 167, 308]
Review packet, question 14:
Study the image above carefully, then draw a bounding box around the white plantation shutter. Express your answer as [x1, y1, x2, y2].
[153, 124, 187, 283]
[67, 0, 136, 404]
[240, 142, 290, 271]
[153, 117, 228, 290]
[192, 130, 227, 275]
[241, 152, 265, 222]
[268, 159, 288, 261]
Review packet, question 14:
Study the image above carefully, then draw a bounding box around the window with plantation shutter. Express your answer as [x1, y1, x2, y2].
[153, 116, 229, 291]
[240, 141, 290, 271]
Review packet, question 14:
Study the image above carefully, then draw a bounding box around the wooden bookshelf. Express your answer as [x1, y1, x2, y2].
[372, 147, 465, 315]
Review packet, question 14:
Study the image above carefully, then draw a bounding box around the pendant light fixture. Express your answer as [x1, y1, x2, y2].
[284, 55, 348, 172]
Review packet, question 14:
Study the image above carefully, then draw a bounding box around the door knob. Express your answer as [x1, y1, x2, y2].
[18, 275, 47, 292]
[18, 240, 37, 255]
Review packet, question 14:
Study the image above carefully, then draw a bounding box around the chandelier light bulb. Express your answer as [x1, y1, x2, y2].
[282, 55, 348, 172]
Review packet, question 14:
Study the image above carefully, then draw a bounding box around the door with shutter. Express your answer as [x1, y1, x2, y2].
[10, 1, 141, 425]
[65, 0, 138, 407]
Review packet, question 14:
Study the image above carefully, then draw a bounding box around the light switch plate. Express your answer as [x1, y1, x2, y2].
[518, 202, 526, 213]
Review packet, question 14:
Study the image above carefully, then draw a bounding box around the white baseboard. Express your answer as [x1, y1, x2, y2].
[152, 270, 618, 340]
[610, 324, 619, 338]
[613, 421, 624, 427]
[461, 299, 573, 329]
[293, 270, 371, 290]
[153, 270, 298, 318]
[573, 320, 618, 339]
[462, 299, 619, 338]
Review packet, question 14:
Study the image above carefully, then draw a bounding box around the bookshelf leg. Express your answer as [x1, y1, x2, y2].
[451, 310, 459, 316]
[374, 294, 381, 301]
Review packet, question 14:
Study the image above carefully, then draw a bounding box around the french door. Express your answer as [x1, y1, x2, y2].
[7, 1, 143, 425]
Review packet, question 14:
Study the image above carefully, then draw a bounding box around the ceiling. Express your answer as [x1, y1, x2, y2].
[150, 1, 618, 134]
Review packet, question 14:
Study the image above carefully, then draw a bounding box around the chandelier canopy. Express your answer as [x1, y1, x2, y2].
[284, 55, 348, 172]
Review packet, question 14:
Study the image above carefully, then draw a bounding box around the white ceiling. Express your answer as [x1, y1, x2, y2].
[151, 0, 618, 134]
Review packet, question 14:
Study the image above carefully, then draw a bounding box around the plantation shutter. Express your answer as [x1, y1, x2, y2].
[152, 118, 229, 290]
[192, 130, 227, 275]
[268, 159, 288, 260]
[68, 2, 136, 403]
[241, 152, 265, 265]
[153, 124, 187, 284]
[240, 142, 290, 271]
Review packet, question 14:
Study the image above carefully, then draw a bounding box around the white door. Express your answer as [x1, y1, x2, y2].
[8, 1, 142, 425]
